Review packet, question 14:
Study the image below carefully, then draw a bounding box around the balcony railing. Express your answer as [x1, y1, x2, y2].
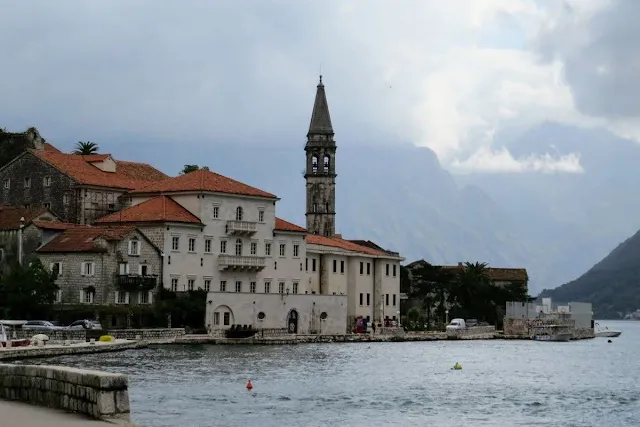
[226, 220, 257, 235]
[218, 255, 266, 271]
[116, 274, 158, 291]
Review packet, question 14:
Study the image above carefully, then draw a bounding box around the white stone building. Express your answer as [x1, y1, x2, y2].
[95, 76, 404, 335]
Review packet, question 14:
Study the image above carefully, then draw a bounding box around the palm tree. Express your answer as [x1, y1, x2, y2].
[73, 141, 99, 155]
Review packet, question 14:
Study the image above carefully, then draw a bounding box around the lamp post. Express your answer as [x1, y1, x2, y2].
[17, 216, 25, 266]
[445, 309, 449, 326]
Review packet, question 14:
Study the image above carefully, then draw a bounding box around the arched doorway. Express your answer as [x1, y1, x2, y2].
[287, 309, 299, 334]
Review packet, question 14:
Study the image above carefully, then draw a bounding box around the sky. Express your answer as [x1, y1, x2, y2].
[1, 0, 636, 173]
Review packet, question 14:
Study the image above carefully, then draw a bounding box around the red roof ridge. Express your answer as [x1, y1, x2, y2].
[95, 195, 202, 225]
[306, 234, 395, 257]
[37, 225, 137, 253]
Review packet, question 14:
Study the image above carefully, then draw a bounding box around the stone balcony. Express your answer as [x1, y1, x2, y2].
[116, 274, 157, 291]
[226, 220, 257, 235]
[218, 255, 266, 271]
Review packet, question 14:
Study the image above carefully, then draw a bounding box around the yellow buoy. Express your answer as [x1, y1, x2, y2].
[453, 362, 462, 370]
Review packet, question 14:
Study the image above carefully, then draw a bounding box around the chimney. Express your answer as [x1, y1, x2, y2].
[334, 233, 342, 239]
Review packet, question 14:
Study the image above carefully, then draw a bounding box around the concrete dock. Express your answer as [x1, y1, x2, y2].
[0, 400, 132, 427]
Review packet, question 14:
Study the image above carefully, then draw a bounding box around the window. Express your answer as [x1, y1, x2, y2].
[312, 259, 316, 272]
[213, 312, 220, 325]
[54, 290, 62, 303]
[292, 282, 298, 294]
[235, 238, 243, 256]
[258, 210, 264, 222]
[212, 205, 219, 219]
[264, 281, 271, 293]
[386, 264, 390, 276]
[393, 294, 397, 306]
[235, 206, 243, 221]
[128, 240, 140, 256]
[220, 240, 227, 254]
[279, 243, 286, 257]
[188, 278, 195, 291]
[300, 262, 303, 271]
[83, 290, 95, 304]
[82, 262, 95, 276]
[250, 281, 256, 293]
[274, 261, 277, 270]
[235, 281, 242, 292]
[204, 239, 212, 253]
[257, 312, 266, 320]
[2, 179, 9, 189]
[204, 279, 211, 292]
[293, 244, 299, 257]
[359, 262, 364, 275]
[188, 238, 196, 252]
[140, 264, 149, 276]
[386, 294, 390, 306]
[250, 242, 257, 255]
[50, 262, 62, 276]
[219, 280, 227, 292]
[366, 293, 370, 306]
[278, 282, 285, 294]
[393, 265, 397, 277]
[265, 243, 271, 256]
[43, 176, 51, 187]
[359, 293, 363, 306]
[332, 259, 337, 273]
[312, 155, 318, 173]
[305, 258, 308, 271]
[223, 312, 230, 326]
[366, 262, 371, 275]
[172, 236, 179, 251]
[24, 177, 31, 188]
[63, 194, 69, 205]
[119, 263, 130, 275]
[139, 291, 149, 304]
[312, 203, 317, 212]
[340, 260, 345, 274]
[23, 204, 30, 209]
[44, 202, 51, 209]
[171, 278, 178, 292]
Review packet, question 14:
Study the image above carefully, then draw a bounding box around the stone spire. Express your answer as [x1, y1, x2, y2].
[307, 75, 334, 136]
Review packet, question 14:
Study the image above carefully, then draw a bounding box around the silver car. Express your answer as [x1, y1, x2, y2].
[68, 320, 104, 330]
[22, 320, 65, 331]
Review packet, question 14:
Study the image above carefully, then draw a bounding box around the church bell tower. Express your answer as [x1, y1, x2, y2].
[304, 75, 337, 237]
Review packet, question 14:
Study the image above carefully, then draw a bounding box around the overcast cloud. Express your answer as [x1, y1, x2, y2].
[0, 0, 633, 172]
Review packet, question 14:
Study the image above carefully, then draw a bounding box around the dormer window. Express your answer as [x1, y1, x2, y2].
[235, 206, 243, 221]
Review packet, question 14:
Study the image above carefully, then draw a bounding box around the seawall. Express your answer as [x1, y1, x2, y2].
[0, 363, 130, 422]
[0, 340, 147, 362]
[13, 328, 186, 342]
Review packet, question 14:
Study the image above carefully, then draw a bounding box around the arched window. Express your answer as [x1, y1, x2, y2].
[235, 238, 243, 256]
[235, 206, 243, 221]
[323, 155, 331, 173]
[312, 203, 317, 212]
[311, 155, 319, 174]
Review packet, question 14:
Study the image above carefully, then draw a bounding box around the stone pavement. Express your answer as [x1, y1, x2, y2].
[0, 399, 132, 427]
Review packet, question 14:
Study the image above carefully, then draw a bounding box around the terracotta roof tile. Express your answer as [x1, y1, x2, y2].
[28, 149, 168, 190]
[275, 218, 306, 233]
[29, 220, 79, 230]
[37, 226, 136, 253]
[307, 234, 392, 257]
[130, 168, 277, 198]
[95, 196, 202, 225]
[0, 205, 49, 230]
[43, 143, 61, 153]
[407, 260, 528, 282]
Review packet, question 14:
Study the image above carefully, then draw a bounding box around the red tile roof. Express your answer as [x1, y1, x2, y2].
[37, 226, 136, 253]
[129, 168, 277, 198]
[29, 220, 78, 230]
[95, 196, 202, 225]
[406, 260, 529, 282]
[0, 205, 50, 230]
[28, 149, 168, 190]
[43, 143, 61, 153]
[307, 234, 394, 257]
[275, 218, 307, 233]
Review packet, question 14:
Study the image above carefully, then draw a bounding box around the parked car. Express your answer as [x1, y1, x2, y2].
[22, 320, 65, 331]
[68, 320, 104, 330]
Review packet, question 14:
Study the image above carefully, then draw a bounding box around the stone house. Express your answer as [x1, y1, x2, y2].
[0, 140, 168, 225]
[37, 226, 163, 319]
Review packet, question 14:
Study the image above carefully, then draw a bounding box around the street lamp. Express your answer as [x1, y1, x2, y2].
[17, 217, 25, 266]
[445, 309, 449, 325]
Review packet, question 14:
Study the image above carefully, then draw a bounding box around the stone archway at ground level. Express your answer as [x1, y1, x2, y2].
[286, 309, 299, 334]
[212, 305, 234, 328]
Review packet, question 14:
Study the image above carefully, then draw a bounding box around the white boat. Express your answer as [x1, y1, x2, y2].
[594, 323, 622, 338]
[531, 324, 573, 342]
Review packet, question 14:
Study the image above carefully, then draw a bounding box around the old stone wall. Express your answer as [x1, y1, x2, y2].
[446, 325, 496, 339]
[0, 363, 130, 421]
[0, 151, 79, 222]
[14, 328, 186, 342]
[14, 330, 87, 341]
[134, 226, 165, 250]
[503, 317, 592, 339]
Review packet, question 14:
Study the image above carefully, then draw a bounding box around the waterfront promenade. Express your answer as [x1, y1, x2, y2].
[0, 400, 126, 427]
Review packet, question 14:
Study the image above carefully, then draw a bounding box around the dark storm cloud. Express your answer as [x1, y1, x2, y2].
[535, 0, 640, 119]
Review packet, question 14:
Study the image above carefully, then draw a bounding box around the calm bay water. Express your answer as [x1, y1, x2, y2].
[28, 321, 640, 426]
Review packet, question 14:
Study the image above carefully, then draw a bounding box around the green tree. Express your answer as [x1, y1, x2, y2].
[408, 262, 454, 329]
[72, 141, 99, 155]
[180, 165, 209, 175]
[0, 259, 59, 319]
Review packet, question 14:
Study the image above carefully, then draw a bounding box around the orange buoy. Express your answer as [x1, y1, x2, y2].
[246, 380, 253, 390]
